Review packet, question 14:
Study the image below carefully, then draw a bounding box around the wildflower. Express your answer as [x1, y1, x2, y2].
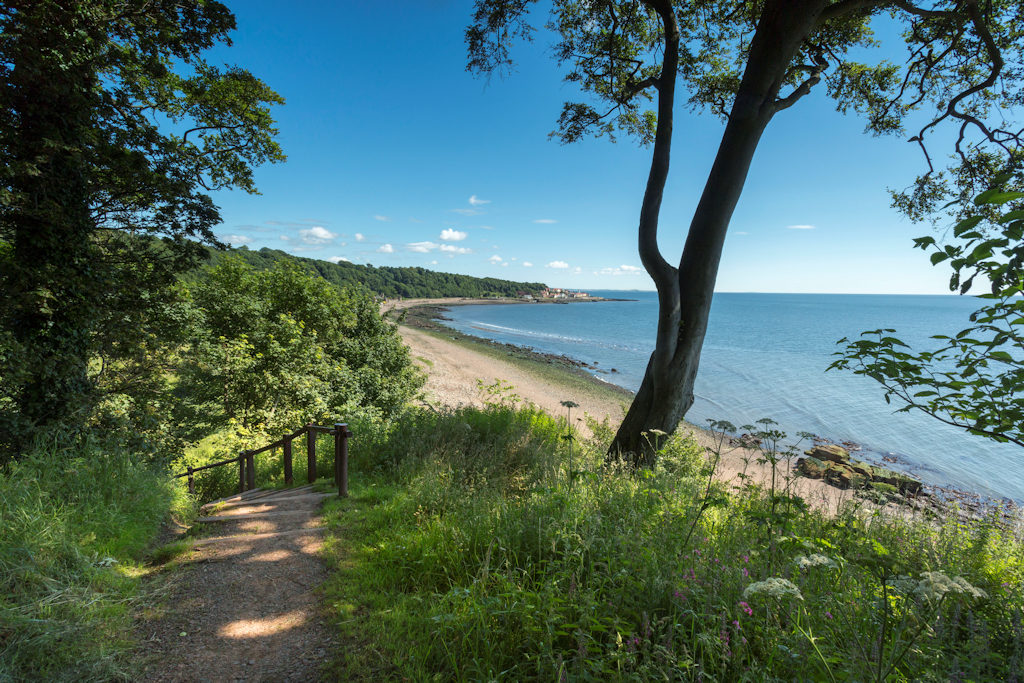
[793, 554, 837, 571]
[742, 577, 804, 601]
[914, 571, 988, 602]
[732, 619, 741, 630]
[824, 611, 833, 620]
[742, 554, 750, 563]
[742, 567, 749, 578]
[738, 601, 753, 616]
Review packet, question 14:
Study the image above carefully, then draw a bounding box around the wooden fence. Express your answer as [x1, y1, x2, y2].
[174, 422, 352, 497]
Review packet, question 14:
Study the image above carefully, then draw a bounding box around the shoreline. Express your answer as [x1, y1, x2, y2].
[390, 298, 1021, 515]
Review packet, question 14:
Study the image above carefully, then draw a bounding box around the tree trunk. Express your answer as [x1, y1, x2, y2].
[610, 1, 829, 464]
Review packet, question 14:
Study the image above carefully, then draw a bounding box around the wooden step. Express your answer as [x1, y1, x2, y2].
[192, 526, 325, 547]
[200, 484, 318, 511]
[199, 488, 265, 510]
[196, 509, 315, 524]
[211, 492, 333, 512]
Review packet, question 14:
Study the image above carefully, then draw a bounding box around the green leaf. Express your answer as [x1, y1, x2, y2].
[976, 190, 1024, 206]
[952, 215, 983, 236]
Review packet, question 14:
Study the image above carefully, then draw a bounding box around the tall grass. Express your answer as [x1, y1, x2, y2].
[321, 402, 1024, 681]
[0, 438, 186, 681]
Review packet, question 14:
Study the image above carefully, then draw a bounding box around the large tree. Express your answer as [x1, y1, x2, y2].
[467, 0, 1023, 464]
[0, 1, 283, 452]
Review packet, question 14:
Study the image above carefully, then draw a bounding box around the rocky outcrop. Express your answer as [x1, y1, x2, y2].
[796, 444, 923, 496]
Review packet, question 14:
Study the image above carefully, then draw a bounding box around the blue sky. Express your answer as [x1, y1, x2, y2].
[206, 1, 956, 294]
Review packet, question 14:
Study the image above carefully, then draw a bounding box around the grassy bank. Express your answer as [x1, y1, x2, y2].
[0, 441, 191, 681]
[320, 401, 1024, 681]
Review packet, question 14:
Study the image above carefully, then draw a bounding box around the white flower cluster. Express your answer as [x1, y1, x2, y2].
[793, 554, 838, 571]
[913, 571, 988, 602]
[742, 577, 804, 601]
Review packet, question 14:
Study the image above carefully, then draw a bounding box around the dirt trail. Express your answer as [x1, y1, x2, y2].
[137, 485, 337, 682]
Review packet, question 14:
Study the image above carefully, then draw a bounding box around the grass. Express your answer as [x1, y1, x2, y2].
[320, 400, 1024, 681]
[0, 438, 191, 681]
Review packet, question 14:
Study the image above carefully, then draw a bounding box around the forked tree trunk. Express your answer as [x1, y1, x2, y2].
[610, 1, 829, 465]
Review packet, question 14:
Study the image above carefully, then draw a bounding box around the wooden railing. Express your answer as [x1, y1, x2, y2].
[174, 422, 353, 498]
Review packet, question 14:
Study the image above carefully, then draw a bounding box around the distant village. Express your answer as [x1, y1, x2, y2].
[521, 287, 591, 300]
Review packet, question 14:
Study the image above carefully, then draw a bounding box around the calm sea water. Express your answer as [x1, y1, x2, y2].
[441, 291, 1023, 502]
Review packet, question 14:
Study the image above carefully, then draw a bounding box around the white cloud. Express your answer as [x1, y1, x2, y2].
[573, 267, 582, 274]
[440, 244, 472, 255]
[533, 219, 557, 224]
[469, 195, 491, 206]
[523, 261, 533, 267]
[786, 224, 816, 230]
[430, 260, 439, 265]
[501, 262, 509, 267]
[440, 228, 467, 242]
[735, 231, 750, 235]
[547, 260, 569, 269]
[223, 234, 253, 245]
[373, 215, 391, 222]
[406, 241, 439, 253]
[598, 264, 644, 276]
[299, 225, 337, 244]
[478, 225, 495, 230]
[488, 254, 503, 263]
[354, 233, 365, 242]
[377, 244, 394, 253]
[279, 235, 291, 242]
[451, 208, 483, 216]
[327, 256, 351, 263]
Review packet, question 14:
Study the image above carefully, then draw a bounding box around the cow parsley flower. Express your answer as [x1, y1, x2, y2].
[742, 577, 803, 601]
[913, 571, 988, 602]
[793, 554, 837, 571]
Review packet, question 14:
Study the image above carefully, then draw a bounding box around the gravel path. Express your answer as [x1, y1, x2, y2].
[136, 486, 338, 682]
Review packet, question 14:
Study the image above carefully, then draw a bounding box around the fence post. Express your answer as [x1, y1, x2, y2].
[333, 423, 349, 497]
[187, 466, 195, 495]
[306, 422, 316, 483]
[245, 450, 256, 491]
[283, 435, 293, 486]
[238, 454, 246, 493]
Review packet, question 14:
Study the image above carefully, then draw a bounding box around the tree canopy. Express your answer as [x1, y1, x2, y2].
[201, 246, 549, 299]
[179, 257, 423, 437]
[0, 0, 284, 452]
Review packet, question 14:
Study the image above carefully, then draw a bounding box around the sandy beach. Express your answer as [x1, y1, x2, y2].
[393, 300, 866, 515]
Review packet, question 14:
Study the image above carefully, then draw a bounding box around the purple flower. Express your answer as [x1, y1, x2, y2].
[732, 620, 741, 630]
[825, 611, 833, 620]
[742, 567, 749, 578]
[738, 601, 753, 616]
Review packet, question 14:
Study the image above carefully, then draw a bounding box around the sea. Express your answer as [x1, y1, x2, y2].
[439, 290, 1023, 503]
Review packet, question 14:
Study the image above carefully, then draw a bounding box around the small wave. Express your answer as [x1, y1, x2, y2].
[464, 321, 645, 353]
